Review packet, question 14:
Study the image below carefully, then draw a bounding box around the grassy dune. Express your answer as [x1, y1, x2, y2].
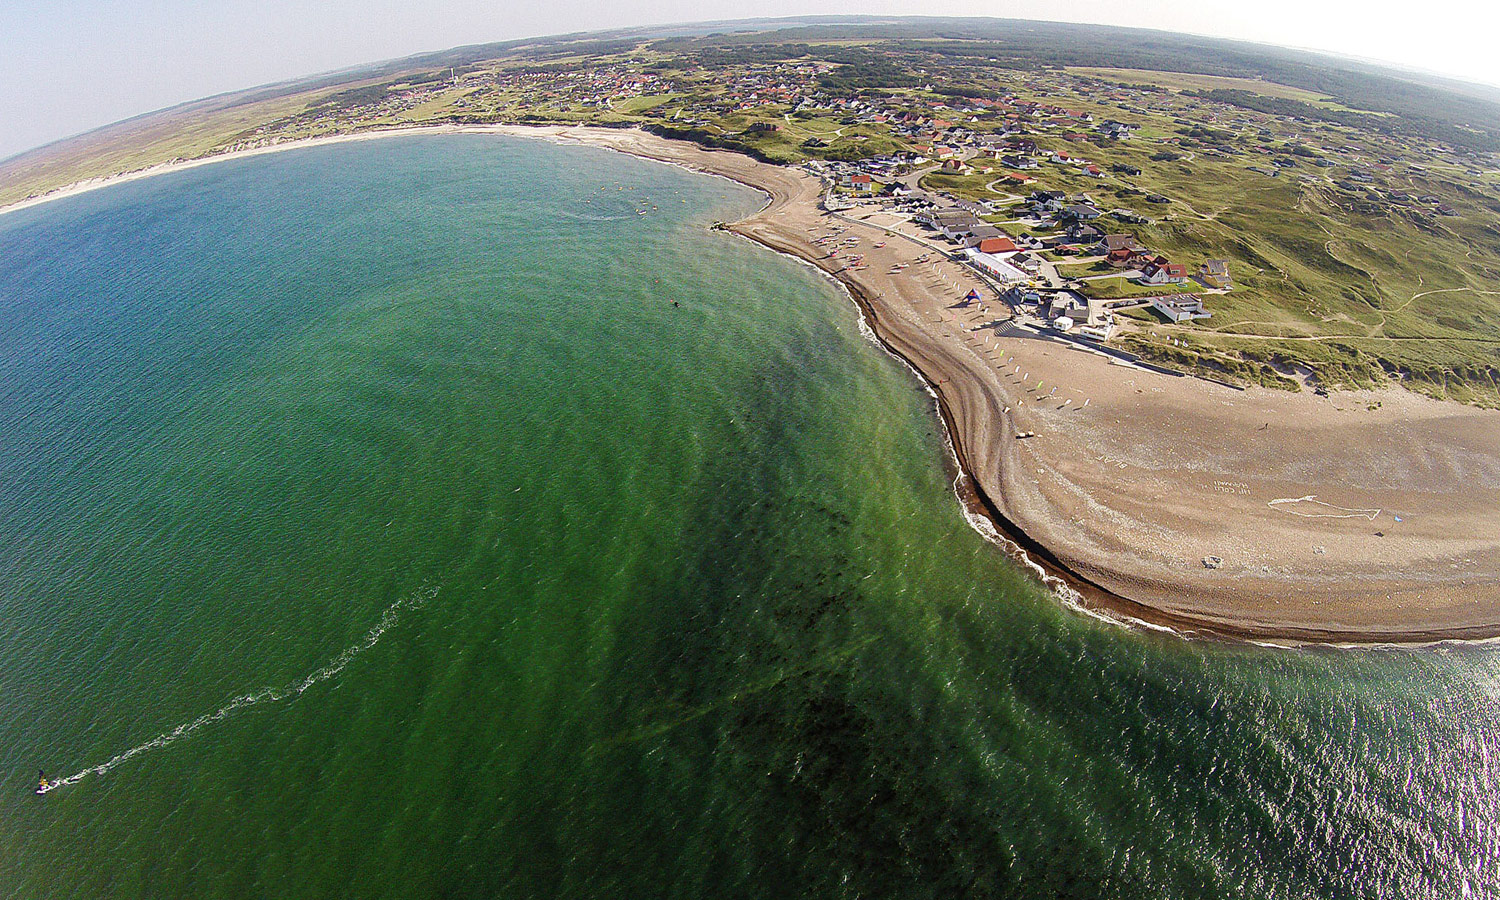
[5, 21, 1500, 403]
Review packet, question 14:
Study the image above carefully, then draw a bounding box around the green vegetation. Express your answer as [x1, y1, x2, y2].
[1065, 67, 1342, 105]
[1077, 280, 1197, 300]
[919, 172, 1005, 201]
[1188, 89, 1494, 151]
[1117, 334, 1305, 391]
[4, 17, 1500, 403]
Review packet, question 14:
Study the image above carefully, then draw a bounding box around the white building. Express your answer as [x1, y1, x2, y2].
[963, 248, 1030, 284]
[1151, 296, 1212, 323]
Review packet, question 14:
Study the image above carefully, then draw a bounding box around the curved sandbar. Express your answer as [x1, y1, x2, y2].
[7, 123, 1499, 644]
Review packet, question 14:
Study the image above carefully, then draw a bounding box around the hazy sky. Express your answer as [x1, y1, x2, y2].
[4, 0, 1499, 160]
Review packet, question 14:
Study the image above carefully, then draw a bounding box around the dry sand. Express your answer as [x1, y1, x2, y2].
[536, 126, 1500, 645]
[7, 123, 1499, 644]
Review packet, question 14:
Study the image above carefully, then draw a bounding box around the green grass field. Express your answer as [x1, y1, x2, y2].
[4, 40, 1499, 404]
[1066, 67, 1360, 109]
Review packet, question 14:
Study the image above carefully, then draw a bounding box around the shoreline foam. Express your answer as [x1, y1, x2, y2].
[533, 127, 1500, 647]
[6, 123, 1499, 645]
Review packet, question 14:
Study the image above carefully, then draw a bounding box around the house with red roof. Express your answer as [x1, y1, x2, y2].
[1141, 258, 1190, 285]
[977, 237, 1018, 254]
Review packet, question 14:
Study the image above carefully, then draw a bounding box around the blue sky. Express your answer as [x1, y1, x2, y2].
[3, 0, 1498, 160]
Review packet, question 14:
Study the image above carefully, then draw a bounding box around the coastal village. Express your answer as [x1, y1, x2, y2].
[9, 22, 1500, 895]
[819, 153, 1220, 346]
[182, 41, 1500, 402]
[5, 23, 1500, 641]
[10, 35, 1500, 401]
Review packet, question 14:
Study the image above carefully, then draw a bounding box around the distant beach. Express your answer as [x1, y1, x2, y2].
[7, 123, 1499, 644]
[0, 125, 520, 219]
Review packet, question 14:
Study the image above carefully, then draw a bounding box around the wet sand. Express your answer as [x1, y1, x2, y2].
[536, 126, 1500, 645]
[7, 122, 1500, 644]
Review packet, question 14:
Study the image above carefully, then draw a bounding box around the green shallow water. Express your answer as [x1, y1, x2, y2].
[0, 134, 1497, 898]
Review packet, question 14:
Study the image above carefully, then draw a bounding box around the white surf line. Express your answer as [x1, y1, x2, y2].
[1267, 495, 1381, 521]
[39, 584, 439, 794]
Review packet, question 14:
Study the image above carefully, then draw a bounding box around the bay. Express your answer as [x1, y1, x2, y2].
[0, 134, 1494, 898]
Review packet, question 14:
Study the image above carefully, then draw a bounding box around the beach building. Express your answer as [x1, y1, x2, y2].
[1097, 233, 1145, 256]
[1077, 319, 1118, 340]
[975, 236, 1018, 254]
[1199, 259, 1233, 289]
[963, 247, 1030, 283]
[966, 224, 1006, 245]
[1008, 252, 1044, 276]
[933, 211, 983, 240]
[1141, 259, 1190, 284]
[1047, 292, 1088, 320]
[1151, 295, 1212, 322]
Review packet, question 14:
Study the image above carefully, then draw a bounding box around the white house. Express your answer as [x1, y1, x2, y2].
[1151, 296, 1212, 323]
[1141, 261, 1190, 285]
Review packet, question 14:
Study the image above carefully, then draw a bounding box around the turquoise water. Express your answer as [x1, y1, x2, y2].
[0, 135, 1496, 898]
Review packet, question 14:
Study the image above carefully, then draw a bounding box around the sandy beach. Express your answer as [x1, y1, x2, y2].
[530, 126, 1500, 645]
[7, 123, 1500, 644]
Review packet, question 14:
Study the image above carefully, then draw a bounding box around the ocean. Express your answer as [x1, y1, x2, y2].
[0, 134, 1495, 898]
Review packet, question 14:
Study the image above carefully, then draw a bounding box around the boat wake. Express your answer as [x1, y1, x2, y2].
[38, 584, 439, 795]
